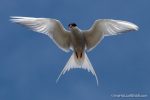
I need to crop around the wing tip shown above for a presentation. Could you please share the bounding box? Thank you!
[127,21,139,31]
[133,24,139,31]
[10,16,37,22]
[10,16,22,22]
[119,20,139,31]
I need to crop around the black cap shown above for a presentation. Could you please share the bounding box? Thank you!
[68,23,77,27]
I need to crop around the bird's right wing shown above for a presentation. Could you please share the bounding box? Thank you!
[83,19,139,51]
[10,16,71,52]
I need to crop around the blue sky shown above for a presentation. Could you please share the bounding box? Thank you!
[0,0,150,100]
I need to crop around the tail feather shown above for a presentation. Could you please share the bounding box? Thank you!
[82,53,98,85]
[56,53,99,85]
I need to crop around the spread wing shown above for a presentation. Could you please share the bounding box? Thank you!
[10,16,71,52]
[83,19,139,51]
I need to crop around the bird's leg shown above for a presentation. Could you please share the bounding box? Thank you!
[75,51,78,59]
[75,51,83,59]
[80,52,82,58]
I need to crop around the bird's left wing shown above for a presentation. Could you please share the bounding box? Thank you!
[10,16,71,52]
[83,19,139,51]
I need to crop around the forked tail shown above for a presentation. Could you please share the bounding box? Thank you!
[56,52,99,85]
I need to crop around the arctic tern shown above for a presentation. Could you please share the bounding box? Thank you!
[10,16,139,85]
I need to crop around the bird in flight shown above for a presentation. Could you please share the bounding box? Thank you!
[10,16,139,85]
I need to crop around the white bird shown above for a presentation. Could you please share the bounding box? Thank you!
[10,16,139,85]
